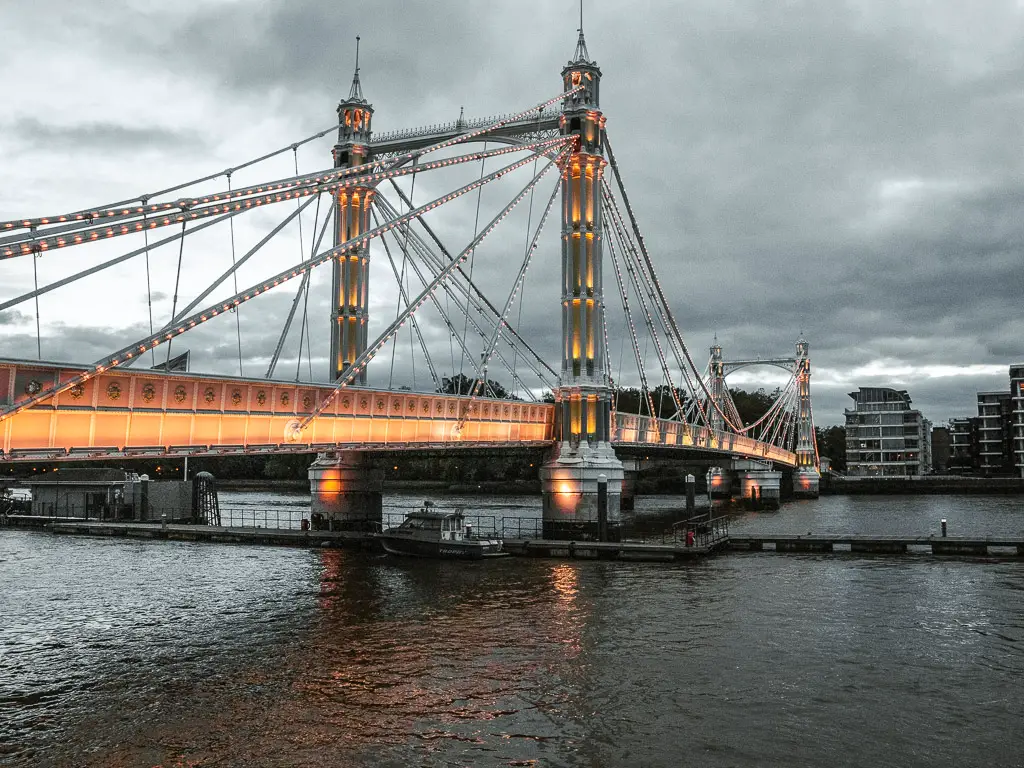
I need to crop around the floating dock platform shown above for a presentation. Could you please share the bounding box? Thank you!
[728,534,1024,557]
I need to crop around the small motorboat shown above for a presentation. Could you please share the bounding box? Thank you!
[377,502,506,559]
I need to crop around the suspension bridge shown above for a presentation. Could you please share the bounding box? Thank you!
[0,27,820,533]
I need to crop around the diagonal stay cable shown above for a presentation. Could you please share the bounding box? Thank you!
[266,200,332,378]
[373,211,440,392]
[386,177,558,381]
[1,146,560,423]
[295,151,565,433]
[375,194,554,394]
[375,198,538,398]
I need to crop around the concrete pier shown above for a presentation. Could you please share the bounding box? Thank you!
[737,468,782,510]
[540,443,624,540]
[308,451,383,530]
[793,467,821,499]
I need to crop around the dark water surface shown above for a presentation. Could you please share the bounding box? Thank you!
[1,494,1022,767]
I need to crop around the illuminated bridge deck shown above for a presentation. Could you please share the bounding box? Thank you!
[0,359,799,466]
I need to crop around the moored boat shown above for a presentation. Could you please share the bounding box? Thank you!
[377,502,506,559]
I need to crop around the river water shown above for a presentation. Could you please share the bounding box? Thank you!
[1,493,1022,767]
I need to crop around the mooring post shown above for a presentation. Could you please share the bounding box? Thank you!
[685,474,695,518]
[597,473,608,542]
[941,519,947,537]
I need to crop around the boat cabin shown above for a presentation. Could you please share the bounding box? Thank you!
[397,503,473,541]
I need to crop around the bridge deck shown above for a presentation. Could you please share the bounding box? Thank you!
[1,359,797,466]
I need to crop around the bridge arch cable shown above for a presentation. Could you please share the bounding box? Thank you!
[0,143,569,424]
[0,135,571,263]
[0,84,584,259]
[294,148,569,433]
[380,181,559,388]
[373,194,550,399]
[602,133,752,435]
[601,195,687,424]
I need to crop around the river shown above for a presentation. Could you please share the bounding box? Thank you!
[1,492,1022,767]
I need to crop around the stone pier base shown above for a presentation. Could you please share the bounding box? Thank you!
[793,467,821,499]
[738,469,782,511]
[540,442,624,540]
[308,451,383,530]
[708,466,732,499]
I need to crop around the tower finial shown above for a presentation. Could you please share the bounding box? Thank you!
[348,35,365,102]
[572,0,591,63]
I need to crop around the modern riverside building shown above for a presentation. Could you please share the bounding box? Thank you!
[977,391,1015,475]
[949,417,982,474]
[1012,363,1024,478]
[844,387,930,477]
[930,426,950,473]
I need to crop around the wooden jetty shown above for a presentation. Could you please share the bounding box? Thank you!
[5,516,1023,560]
[728,534,1024,557]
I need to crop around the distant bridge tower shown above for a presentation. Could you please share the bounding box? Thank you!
[708,340,726,433]
[541,26,624,536]
[793,337,821,496]
[330,38,375,384]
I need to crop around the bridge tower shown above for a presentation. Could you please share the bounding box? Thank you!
[708,340,726,433]
[540,27,625,538]
[330,39,375,384]
[793,337,821,497]
[310,41,383,530]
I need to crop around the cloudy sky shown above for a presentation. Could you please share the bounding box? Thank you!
[1,0,1022,428]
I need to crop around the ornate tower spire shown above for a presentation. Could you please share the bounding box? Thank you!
[348,35,365,102]
[572,0,591,63]
[330,37,375,384]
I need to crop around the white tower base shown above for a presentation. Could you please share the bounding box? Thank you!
[540,442,624,539]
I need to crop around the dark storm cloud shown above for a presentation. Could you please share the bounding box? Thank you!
[0,310,31,326]
[2,0,1022,426]
[11,118,205,153]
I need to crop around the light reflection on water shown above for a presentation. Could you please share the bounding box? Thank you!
[0,493,1022,767]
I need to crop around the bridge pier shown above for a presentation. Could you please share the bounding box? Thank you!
[708,466,732,499]
[308,451,383,531]
[540,443,624,540]
[732,461,782,510]
[793,467,821,499]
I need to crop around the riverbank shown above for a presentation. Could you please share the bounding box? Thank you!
[824,476,1024,495]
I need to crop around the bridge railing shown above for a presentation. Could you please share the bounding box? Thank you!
[371,108,561,144]
[612,412,798,466]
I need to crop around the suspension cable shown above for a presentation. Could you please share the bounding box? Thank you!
[226,173,244,376]
[1,147,566,424]
[374,195,552,395]
[266,199,331,379]
[297,150,564,431]
[375,199,531,397]
[164,221,187,367]
[385,177,558,381]
[459,142,488,383]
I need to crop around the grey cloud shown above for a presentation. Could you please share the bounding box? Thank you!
[2,0,1022,427]
[10,118,206,154]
